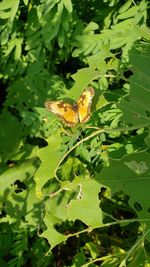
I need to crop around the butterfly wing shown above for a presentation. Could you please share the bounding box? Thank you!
[77,87,95,123]
[44,100,79,127]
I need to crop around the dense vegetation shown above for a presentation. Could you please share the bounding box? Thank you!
[1,0,150,266]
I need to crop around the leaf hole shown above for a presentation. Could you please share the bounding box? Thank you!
[123,69,133,79]
[14,180,27,193]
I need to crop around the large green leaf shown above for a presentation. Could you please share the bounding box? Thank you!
[5,183,42,226]
[42,176,104,249]
[47,177,103,228]
[119,44,150,127]
[96,151,150,220]
[67,177,103,227]
[34,132,64,198]
[0,158,40,194]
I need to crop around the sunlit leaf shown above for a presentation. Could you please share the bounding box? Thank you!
[34,131,65,197]
[41,212,67,249]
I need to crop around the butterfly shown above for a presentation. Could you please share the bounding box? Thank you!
[44,87,95,127]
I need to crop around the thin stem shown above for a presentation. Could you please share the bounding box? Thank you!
[66,218,150,238]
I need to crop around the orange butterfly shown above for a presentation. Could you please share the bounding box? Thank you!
[44,87,95,127]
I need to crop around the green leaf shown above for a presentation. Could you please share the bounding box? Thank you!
[119,44,150,127]
[72,249,86,266]
[25,31,41,50]
[66,67,103,100]
[96,151,150,220]
[118,0,132,14]
[95,94,109,110]
[83,22,99,33]
[87,44,113,69]
[41,213,67,249]
[5,182,42,225]
[135,25,150,41]
[63,0,72,13]
[0,158,40,192]
[85,242,99,259]
[34,132,64,197]
[119,98,150,126]
[75,146,91,163]
[0,10,10,19]
[4,39,16,57]
[45,176,103,228]
[60,157,89,181]
[0,0,20,45]
[0,0,16,10]
[0,0,20,24]
[23,0,28,5]
[9,0,20,23]
[14,38,23,59]
[117,6,139,20]
[67,177,103,227]
[0,112,23,162]
[58,26,65,48]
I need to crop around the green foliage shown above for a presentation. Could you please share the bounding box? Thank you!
[1,0,150,266]
[119,43,150,126]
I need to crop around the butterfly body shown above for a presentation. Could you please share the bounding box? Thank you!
[44,87,95,127]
